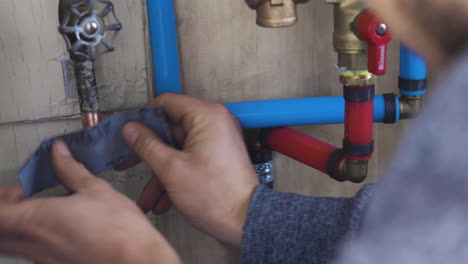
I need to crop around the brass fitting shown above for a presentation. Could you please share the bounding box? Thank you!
[245,0,309,28]
[339,70,376,86]
[244,129,263,147]
[326,0,367,71]
[400,95,423,119]
[338,158,368,183]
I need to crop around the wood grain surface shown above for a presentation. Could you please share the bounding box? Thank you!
[0,0,410,263]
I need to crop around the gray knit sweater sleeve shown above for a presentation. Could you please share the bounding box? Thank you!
[242,184,373,264]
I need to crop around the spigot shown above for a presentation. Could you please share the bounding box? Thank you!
[245,0,309,28]
[356,10,391,75]
[59,0,122,61]
[58,0,122,128]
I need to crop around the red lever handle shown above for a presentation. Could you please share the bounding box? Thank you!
[357,10,392,75]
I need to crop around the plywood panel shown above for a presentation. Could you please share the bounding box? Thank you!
[157,1,407,264]
[0,0,149,124]
[0,0,409,264]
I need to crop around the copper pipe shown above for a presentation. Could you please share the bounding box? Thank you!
[81,112,102,128]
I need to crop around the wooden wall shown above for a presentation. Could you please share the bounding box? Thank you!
[156,1,406,263]
[0,0,408,263]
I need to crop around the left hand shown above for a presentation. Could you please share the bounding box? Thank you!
[0,141,181,264]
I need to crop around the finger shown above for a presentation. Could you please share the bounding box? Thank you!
[114,157,142,171]
[51,140,102,193]
[122,122,182,174]
[137,175,165,213]
[145,93,208,125]
[171,124,186,148]
[0,186,25,203]
[152,194,173,216]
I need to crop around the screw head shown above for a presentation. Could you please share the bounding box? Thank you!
[84,21,99,35]
[376,23,387,36]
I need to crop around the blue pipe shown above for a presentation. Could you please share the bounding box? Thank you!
[399,44,427,96]
[147,0,183,95]
[146,4,399,128]
[225,95,398,129]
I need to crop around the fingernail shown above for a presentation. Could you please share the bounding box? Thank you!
[123,123,140,145]
[55,140,71,157]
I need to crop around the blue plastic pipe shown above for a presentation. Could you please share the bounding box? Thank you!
[146,3,400,128]
[400,44,427,96]
[225,95,399,129]
[147,0,183,95]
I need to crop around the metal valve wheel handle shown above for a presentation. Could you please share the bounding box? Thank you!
[59,0,122,61]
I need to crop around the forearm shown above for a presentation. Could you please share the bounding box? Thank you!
[242,185,373,264]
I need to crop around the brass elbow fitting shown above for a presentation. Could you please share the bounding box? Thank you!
[245,0,309,28]
[338,158,368,183]
[400,95,423,119]
[326,0,367,71]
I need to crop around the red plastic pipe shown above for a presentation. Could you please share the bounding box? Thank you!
[344,86,374,161]
[267,127,338,174]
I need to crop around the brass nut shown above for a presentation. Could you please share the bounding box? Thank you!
[247,0,309,28]
[338,53,368,72]
[339,71,376,86]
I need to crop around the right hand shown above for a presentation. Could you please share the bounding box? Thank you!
[122,93,259,248]
[364,0,468,67]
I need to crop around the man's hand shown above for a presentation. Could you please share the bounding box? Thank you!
[122,93,259,248]
[365,0,468,67]
[0,141,181,264]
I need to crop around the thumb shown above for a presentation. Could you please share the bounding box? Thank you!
[122,122,180,174]
[51,140,104,193]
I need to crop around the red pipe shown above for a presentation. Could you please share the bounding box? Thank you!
[265,85,375,180]
[344,85,374,161]
[267,128,338,174]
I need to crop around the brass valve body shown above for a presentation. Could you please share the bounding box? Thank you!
[327,0,367,71]
[246,0,308,28]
